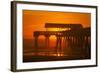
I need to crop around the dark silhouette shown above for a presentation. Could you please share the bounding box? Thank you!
[23,23,91,62]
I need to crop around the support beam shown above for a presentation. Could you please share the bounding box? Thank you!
[45,35,50,49]
[56,35,62,56]
[45,35,50,55]
[34,35,39,55]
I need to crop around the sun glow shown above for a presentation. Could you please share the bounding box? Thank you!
[23,10,91,39]
[46,28,69,31]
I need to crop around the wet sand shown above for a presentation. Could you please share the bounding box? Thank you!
[23,39,91,62]
[23,54,90,62]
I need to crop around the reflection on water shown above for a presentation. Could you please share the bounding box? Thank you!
[32,52,65,56]
[23,33,91,62]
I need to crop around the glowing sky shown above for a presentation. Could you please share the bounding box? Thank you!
[23,10,91,39]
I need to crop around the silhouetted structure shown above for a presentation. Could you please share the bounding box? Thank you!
[33,23,91,57]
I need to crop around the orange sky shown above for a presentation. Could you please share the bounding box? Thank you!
[23,10,91,39]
